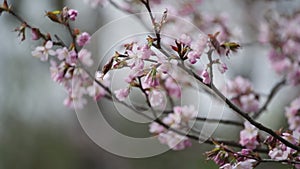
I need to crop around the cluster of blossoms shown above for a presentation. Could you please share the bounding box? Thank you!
[265,131,300,168]
[206,147,258,169]
[285,97,300,132]
[259,12,300,86]
[239,121,260,150]
[2,0,300,168]
[111,38,192,109]
[149,105,197,150]
[225,76,260,113]
[30,7,110,109]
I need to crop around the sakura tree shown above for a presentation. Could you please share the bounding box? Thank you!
[1,0,300,168]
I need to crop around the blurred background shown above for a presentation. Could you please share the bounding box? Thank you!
[0,0,300,169]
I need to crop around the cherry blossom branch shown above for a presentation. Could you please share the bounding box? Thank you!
[220,144,300,166]
[80,64,265,153]
[148,23,300,152]
[210,82,300,151]
[195,117,244,127]
[253,79,286,119]
[0,2,63,45]
[103,89,268,153]
[171,48,300,151]
[139,0,162,49]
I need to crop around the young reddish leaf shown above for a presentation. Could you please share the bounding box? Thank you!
[208,32,221,54]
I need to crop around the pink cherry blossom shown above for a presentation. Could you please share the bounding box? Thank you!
[76,32,91,47]
[124,69,144,83]
[149,122,165,134]
[50,60,65,83]
[233,159,256,169]
[164,77,181,98]
[56,47,69,60]
[173,105,197,123]
[149,90,166,108]
[285,97,300,131]
[268,147,291,160]
[187,51,201,64]
[66,50,77,65]
[68,9,78,21]
[114,88,130,101]
[240,94,260,113]
[31,41,56,61]
[78,49,93,67]
[87,73,110,101]
[127,44,152,70]
[157,131,192,150]
[287,64,300,86]
[239,121,259,150]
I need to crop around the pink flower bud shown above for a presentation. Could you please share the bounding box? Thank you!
[68,9,78,21]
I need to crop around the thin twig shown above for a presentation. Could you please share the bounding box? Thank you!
[253,79,286,119]
[195,117,244,127]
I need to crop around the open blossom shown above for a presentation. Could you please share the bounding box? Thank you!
[173,105,197,123]
[158,131,192,150]
[220,159,256,169]
[287,63,300,86]
[225,76,260,113]
[64,76,88,109]
[285,96,300,131]
[148,90,166,108]
[50,60,65,83]
[114,88,130,101]
[187,51,201,64]
[31,41,56,61]
[164,77,181,98]
[124,69,144,83]
[240,94,260,113]
[68,9,78,21]
[66,50,77,65]
[149,122,165,134]
[56,47,69,60]
[78,49,93,67]
[77,32,91,47]
[127,44,152,70]
[239,121,259,149]
[260,13,300,86]
[267,131,299,161]
[87,73,110,101]
[149,105,197,150]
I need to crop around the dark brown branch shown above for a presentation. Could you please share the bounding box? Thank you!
[195,117,244,127]
[139,0,162,49]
